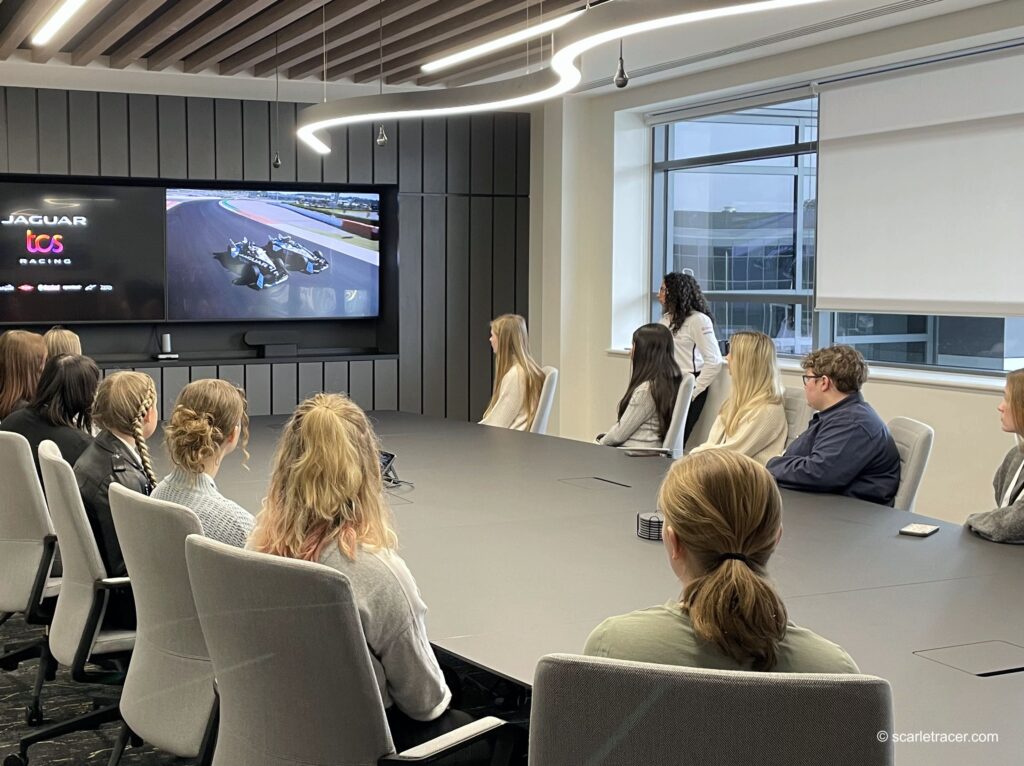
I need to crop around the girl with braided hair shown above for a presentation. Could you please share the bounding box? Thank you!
[74,371,159,630]
[658,272,723,441]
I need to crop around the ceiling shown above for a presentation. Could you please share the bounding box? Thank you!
[0,0,588,87]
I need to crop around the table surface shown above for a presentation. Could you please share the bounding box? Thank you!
[209,412,1024,765]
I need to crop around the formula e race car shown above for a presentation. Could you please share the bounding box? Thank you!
[214,238,289,290]
[265,234,330,274]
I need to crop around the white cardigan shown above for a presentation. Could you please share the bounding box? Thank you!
[479,365,530,431]
[660,312,722,399]
[689,402,788,465]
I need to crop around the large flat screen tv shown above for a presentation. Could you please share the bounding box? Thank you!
[0,182,165,323]
[165,188,381,321]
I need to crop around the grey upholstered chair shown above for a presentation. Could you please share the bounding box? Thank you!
[888,416,935,512]
[185,535,512,765]
[0,432,60,726]
[529,654,894,766]
[662,373,696,459]
[783,386,814,447]
[107,484,217,765]
[6,441,135,766]
[529,366,559,435]
[684,365,732,450]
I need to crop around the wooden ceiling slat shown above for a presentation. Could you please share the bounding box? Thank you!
[71,0,168,66]
[354,0,578,84]
[183,0,328,74]
[146,0,277,71]
[217,0,377,77]
[284,0,493,80]
[0,0,62,60]
[415,40,551,87]
[108,0,221,69]
[32,0,117,64]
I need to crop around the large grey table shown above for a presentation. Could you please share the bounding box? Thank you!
[214,412,1024,765]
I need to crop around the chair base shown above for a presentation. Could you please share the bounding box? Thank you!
[7,702,122,765]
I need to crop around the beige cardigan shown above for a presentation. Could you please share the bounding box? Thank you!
[479,365,530,431]
[689,402,787,465]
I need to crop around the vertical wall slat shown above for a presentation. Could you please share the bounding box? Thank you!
[468,198,494,421]
[324,361,350,395]
[296,120,324,183]
[446,117,470,195]
[215,99,243,180]
[445,196,470,421]
[349,361,373,410]
[272,363,298,414]
[298,362,324,401]
[270,102,297,182]
[348,122,373,184]
[242,100,269,181]
[128,94,159,177]
[186,97,216,179]
[373,120,398,184]
[398,195,423,414]
[218,365,245,390]
[7,88,38,174]
[515,197,530,319]
[245,364,272,416]
[190,365,217,381]
[322,126,348,183]
[162,367,190,418]
[0,87,8,172]
[494,112,517,196]
[374,359,398,411]
[398,120,421,193]
[516,113,531,196]
[422,118,446,194]
[99,92,129,176]
[37,90,68,175]
[492,198,516,318]
[69,91,100,176]
[157,96,187,179]
[422,195,446,418]
[470,114,493,196]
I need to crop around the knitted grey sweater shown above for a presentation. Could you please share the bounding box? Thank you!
[965,447,1024,544]
[152,467,255,548]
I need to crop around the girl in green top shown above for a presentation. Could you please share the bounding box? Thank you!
[585,450,858,673]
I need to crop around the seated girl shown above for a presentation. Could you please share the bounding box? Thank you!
[479,314,546,431]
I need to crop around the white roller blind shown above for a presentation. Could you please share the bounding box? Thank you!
[816,50,1024,316]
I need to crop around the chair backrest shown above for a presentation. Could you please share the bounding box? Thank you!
[530,366,559,434]
[888,416,935,512]
[109,484,214,758]
[0,432,55,614]
[684,367,732,450]
[185,535,394,765]
[37,440,110,667]
[662,373,696,459]
[529,654,894,766]
[783,386,814,447]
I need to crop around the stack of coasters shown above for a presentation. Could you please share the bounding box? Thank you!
[636,511,663,541]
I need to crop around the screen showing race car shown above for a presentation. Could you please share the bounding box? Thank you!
[165,188,380,321]
[0,182,165,323]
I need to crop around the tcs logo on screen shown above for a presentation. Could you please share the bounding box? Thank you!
[25,230,64,254]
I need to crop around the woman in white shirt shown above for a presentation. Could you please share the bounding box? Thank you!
[690,331,787,465]
[479,313,546,431]
[599,323,681,449]
[658,272,723,442]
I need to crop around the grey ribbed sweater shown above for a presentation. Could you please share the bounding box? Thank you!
[152,467,255,548]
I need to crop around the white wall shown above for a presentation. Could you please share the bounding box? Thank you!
[529,1,1024,524]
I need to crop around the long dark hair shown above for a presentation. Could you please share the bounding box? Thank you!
[619,324,681,439]
[662,272,713,334]
[29,354,100,432]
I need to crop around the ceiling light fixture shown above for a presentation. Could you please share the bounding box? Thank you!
[299,0,832,155]
[32,0,89,46]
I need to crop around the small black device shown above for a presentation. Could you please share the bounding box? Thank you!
[899,523,940,538]
[379,450,395,475]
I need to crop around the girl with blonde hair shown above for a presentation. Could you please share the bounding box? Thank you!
[479,314,546,431]
[586,450,858,673]
[74,371,159,629]
[691,331,787,464]
[250,393,463,752]
[152,379,254,548]
[0,330,47,420]
[43,326,82,357]
[966,368,1024,543]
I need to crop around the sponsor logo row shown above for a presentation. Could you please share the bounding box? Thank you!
[0,283,113,293]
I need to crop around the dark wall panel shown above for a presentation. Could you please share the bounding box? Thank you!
[374,120,398,184]
[246,364,272,416]
[186,97,216,179]
[468,197,493,421]
[270,102,296,183]
[349,122,373,184]
[494,113,517,196]
[324,361,349,395]
[69,91,99,176]
[322,126,348,183]
[516,113,531,196]
[0,88,8,172]
[298,362,323,401]
[242,100,269,181]
[492,197,516,318]
[398,195,422,414]
[374,359,398,411]
[162,366,190,418]
[445,196,469,421]
[446,117,470,195]
[349,360,373,410]
[190,365,217,381]
[297,116,323,183]
[215,99,243,181]
[99,92,129,177]
[422,118,445,194]
[272,363,297,414]
[157,96,187,179]
[7,88,38,174]
[38,90,68,175]
[422,195,446,418]
[218,365,245,390]
[128,94,159,177]
[470,114,493,195]
[516,197,530,318]
[398,120,421,193]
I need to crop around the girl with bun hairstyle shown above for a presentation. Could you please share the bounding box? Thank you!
[585,450,858,673]
[250,394,467,752]
[74,371,159,629]
[0,330,47,420]
[152,379,254,547]
[479,314,546,431]
[690,330,787,464]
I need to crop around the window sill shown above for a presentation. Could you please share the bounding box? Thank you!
[778,359,1004,394]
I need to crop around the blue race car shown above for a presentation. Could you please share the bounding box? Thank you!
[265,234,330,274]
[214,237,289,290]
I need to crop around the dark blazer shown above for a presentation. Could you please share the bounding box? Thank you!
[0,406,93,477]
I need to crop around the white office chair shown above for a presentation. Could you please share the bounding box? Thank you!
[684,366,731,450]
[529,366,559,435]
[783,386,814,447]
[888,416,935,512]
[662,373,696,459]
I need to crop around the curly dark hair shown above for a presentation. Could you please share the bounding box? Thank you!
[662,272,712,334]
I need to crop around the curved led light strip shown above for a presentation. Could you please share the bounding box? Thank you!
[298,0,832,154]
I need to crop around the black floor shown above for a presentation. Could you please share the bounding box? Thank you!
[0,618,183,765]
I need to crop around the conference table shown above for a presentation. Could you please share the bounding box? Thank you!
[217,412,1024,765]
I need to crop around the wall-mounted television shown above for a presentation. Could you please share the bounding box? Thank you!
[165,188,381,321]
[0,182,165,323]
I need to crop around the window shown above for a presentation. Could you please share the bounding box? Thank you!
[651,98,1021,373]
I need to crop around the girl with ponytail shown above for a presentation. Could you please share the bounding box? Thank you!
[585,450,859,673]
[152,379,254,548]
[74,371,159,629]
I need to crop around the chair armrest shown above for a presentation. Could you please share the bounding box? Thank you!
[96,577,131,590]
[379,716,512,764]
[616,447,672,457]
